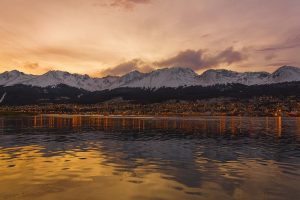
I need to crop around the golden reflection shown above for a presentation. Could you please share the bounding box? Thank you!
[230,117,236,135]
[122,118,126,128]
[0,146,114,188]
[0,145,114,183]
[104,117,108,129]
[138,118,141,131]
[0,118,4,133]
[0,145,200,200]
[265,117,269,131]
[237,116,241,132]
[203,120,207,133]
[219,116,226,134]
[0,115,299,200]
[0,115,298,137]
[0,115,246,134]
[33,115,37,128]
[72,116,82,128]
[249,117,254,136]
[276,116,282,137]
[297,118,300,137]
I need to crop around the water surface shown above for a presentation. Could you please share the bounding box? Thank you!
[0,115,299,200]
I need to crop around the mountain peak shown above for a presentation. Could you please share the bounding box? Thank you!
[4,70,24,75]
[45,70,71,75]
[124,70,145,77]
[274,65,299,73]
[0,70,34,86]
[271,66,300,83]
[108,70,146,89]
[129,69,142,74]
[152,67,198,78]
[119,67,200,89]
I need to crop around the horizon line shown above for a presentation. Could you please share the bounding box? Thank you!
[0,65,298,79]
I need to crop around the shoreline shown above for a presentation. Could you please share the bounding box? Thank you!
[0,111,299,118]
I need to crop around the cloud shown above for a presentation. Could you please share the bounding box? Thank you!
[156,47,246,70]
[30,45,110,64]
[100,59,154,76]
[155,49,204,70]
[210,47,246,66]
[22,62,40,70]
[258,34,300,52]
[109,0,152,9]
[100,47,247,76]
[21,62,52,73]
[267,61,296,67]
[265,53,277,61]
[258,44,300,52]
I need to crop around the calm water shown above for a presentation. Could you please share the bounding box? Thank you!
[0,115,299,200]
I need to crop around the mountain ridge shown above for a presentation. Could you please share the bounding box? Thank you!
[0,66,299,91]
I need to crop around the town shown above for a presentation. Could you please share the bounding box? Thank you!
[1,96,299,117]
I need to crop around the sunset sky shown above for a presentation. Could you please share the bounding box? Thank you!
[0,0,299,76]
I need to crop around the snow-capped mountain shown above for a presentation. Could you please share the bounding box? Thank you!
[21,71,120,91]
[120,67,200,89]
[269,66,300,83]
[23,71,87,87]
[0,66,299,91]
[109,70,146,89]
[198,69,270,86]
[0,70,36,86]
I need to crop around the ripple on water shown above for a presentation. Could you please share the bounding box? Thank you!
[0,115,299,200]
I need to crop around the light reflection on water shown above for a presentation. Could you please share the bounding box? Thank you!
[0,115,299,200]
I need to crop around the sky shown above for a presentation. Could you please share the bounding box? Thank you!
[0,0,299,77]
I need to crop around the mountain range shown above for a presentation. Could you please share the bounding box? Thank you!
[0,66,299,91]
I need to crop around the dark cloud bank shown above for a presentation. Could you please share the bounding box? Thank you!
[101,59,153,76]
[101,47,247,76]
[156,47,245,70]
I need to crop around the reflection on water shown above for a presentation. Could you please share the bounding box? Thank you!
[0,115,299,200]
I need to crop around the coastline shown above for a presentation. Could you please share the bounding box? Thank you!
[0,111,299,118]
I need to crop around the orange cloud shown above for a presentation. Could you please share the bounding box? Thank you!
[100,59,154,76]
[21,62,52,74]
[110,0,152,9]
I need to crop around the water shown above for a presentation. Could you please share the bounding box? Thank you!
[0,115,299,200]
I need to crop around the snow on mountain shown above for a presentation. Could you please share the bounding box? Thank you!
[109,70,146,89]
[269,66,300,83]
[122,68,200,89]
[0,66,299,91]
[0,70,35,86]
[0,92,6,103]
[20,71,120,91]
[96,75,120,91]
[198,69,270,86]
[198,69,239,86]
[236,72,270,85]
[21,71,96,91]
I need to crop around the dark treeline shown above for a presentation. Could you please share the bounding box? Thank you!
[0,82,300,105]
